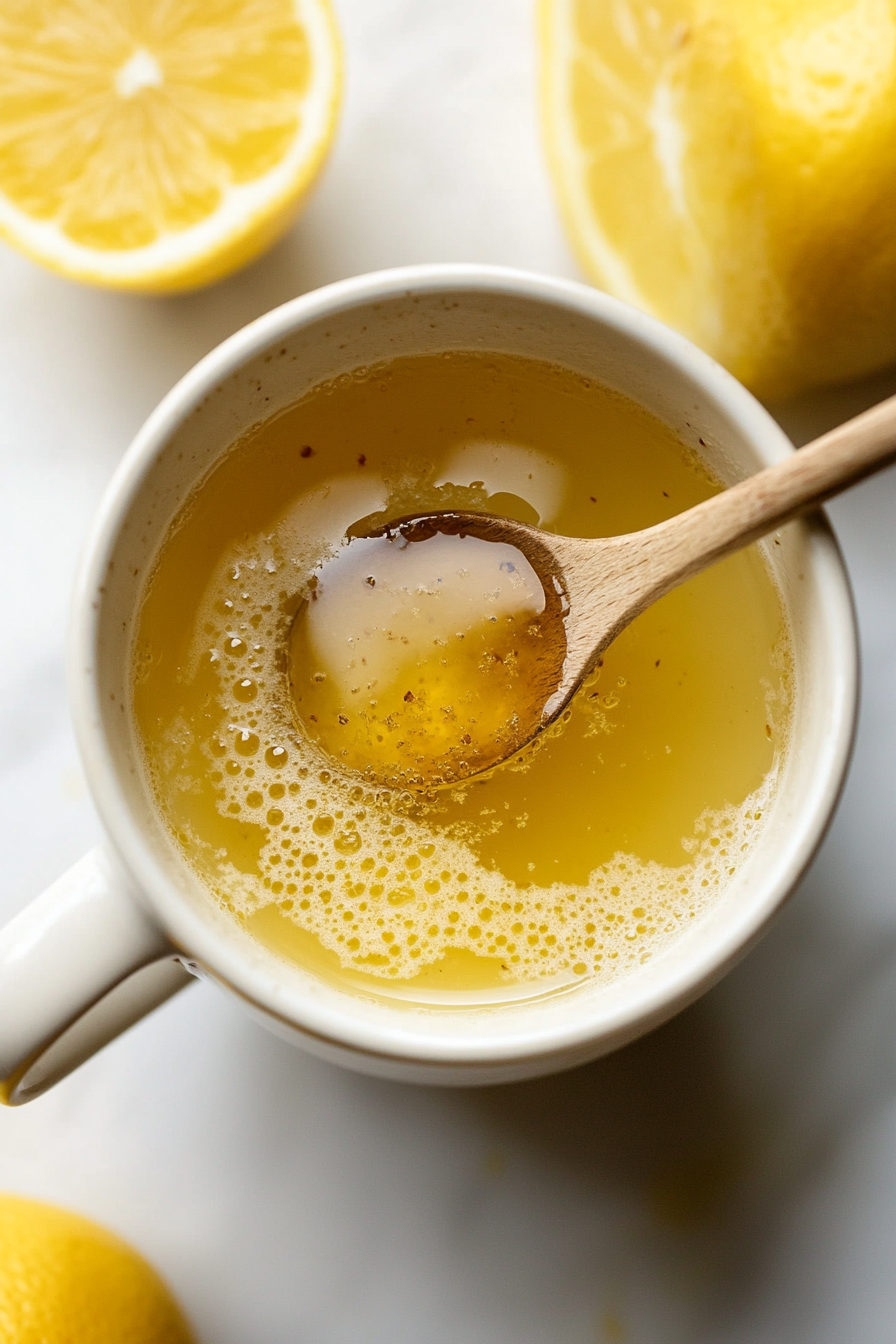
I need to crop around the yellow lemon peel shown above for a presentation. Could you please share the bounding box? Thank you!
[0,1192,194,1344]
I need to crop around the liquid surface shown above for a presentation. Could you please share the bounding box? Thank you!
[290,523,567,788]
[132,351,791,1002]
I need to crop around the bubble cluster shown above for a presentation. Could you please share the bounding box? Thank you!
[149,522,781,990]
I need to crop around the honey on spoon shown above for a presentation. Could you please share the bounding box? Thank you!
[291,392,896,790]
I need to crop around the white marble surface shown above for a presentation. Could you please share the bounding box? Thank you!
[2,3,896,1341]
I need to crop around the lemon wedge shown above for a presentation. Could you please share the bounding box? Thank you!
[0,0,342,291]
[539,0,896,400]
[0,1192,194,1344]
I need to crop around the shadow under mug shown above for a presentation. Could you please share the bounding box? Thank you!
[0,265,857,1104]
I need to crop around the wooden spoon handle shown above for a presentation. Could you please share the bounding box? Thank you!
[642,391,896,594]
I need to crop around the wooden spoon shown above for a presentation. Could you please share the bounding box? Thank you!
[371,391,896,780]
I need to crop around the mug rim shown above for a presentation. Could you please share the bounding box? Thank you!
[70,263,858,1070]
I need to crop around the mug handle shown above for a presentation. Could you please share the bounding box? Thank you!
[0,848,194,1105]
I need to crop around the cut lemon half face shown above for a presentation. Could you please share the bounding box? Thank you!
[0,0,342,291]
[539,0,896,400]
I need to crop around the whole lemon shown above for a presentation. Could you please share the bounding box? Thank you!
[0,1193,194,1344]
[540,0,896,400]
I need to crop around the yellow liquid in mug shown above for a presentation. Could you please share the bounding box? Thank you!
[132,352,791,1002]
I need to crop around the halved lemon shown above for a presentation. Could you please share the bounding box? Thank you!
[0,0,342,291]
[539,0,896,400]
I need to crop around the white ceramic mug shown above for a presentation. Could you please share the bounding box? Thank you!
[0,265,857,1105]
